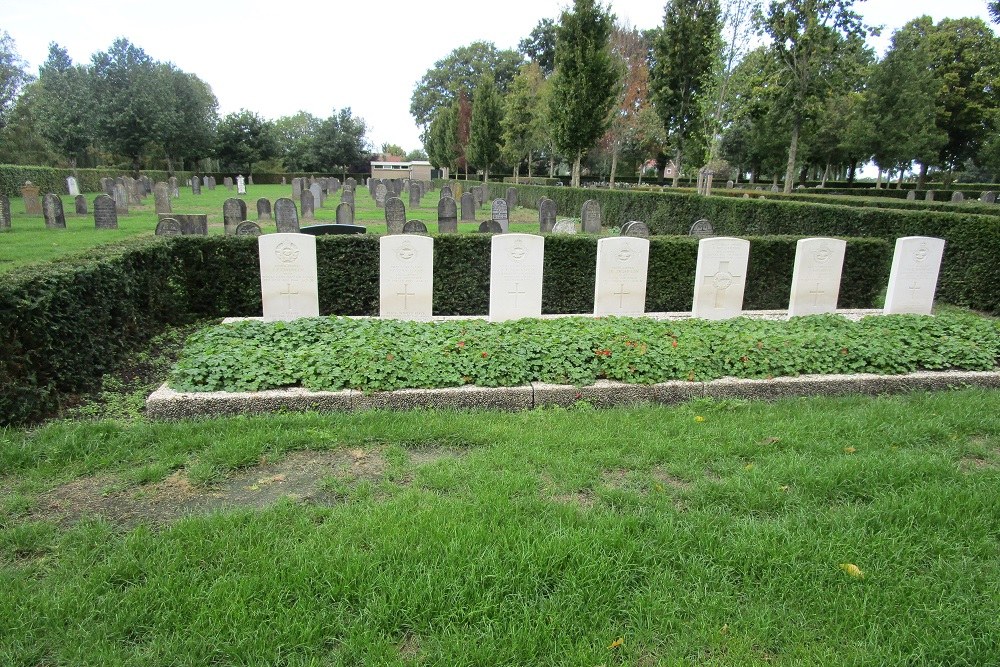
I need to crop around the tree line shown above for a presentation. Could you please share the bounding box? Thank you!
[412,0,1000,192]
[0,36,371,175]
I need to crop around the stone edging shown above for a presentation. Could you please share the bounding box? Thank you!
[145,370,1000,420]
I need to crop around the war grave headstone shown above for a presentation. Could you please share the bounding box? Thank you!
[154,182,171,214]
[489,234,544,322]
[437,196,458,233]
[237,175,247,195]
[0,195,11,230]
[21,182,42,214]
[621,221,649,238]
[491,198,509,232]
[505,187,517,212]
[581,200,601,233]
[692,237,751,320]
[883,236,946,315]
[224,177,234,190]
[689,219,714,238]
[385,197,406,234]
[310,183,323,208]
[257,198,272,220]
[300,190,315,220]
[155,217,182,236]
[336,202,354,225]
[951,191,964,203]
[342,189,355,207]
[440,185,453,199]
[981,191,996,204]
[223,198,245,235]
[539,198,556,233]
[169,176,179,198]
[375,182,388,208]
[409,185,422,209]
[460,192,476,221]
[93,194,118,229]
[236,221,262,236]
[552,219,577,234]
[925,190,934,202]
[259,233,320,321]
[380,234,434,320]
[66,176,80,196]
[594,237,650,316]
[74,195,87,215]
[787,238,846,318]
[275,198,300,233]
[402,220,428,234]
[192,176,202,195]
[43,194,66,229]
[906,190,916,201]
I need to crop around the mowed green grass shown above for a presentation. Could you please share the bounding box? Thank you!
[2,389,1000,665]
[0,183,541,274]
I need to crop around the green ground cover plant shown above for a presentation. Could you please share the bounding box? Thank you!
[168,313,1000,393]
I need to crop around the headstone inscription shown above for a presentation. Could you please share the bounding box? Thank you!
[538,198,556,233]
[309,183,323,208]
[593,237,650,316]
[237,175,246,195]
[689,219,714,238]
[374,182,388,208]
[437,196,458,233]
[257,198,272,220]
[223,198,244,235]
[236,221,262,236]
[385,197,406,234]
[21,182,42,214]
[883,236,946,315]
[74,195,87,215]
[154,182,171,214]
[300,190,315,220]
[489,234,544,322]
[274,198,300,233]
[491,199,509,232]
[460,192,476,220]
[786,238,846,317]
[906,190,916,201]
[581,200,601,233]
[67,176,80,196]
[336,202,354,225]
[691,237,751,320]
[951,191,964,203]
[621,221,650,238]
[380,234,434,320]
[0,195,10,230]
[93,194,118,229]
[402,220,428,234]
[259,233,320,321]
[479,220,503,233]
[154,217,182,236]
[43,194,66,229]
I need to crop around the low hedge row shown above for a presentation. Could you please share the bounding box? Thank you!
[0,234,890,425]
[0,165,194,197]
[203,172,369,185]
[491,183,1000,315]
[705,188,1000,218]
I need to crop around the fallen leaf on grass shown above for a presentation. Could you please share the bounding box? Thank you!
[839,563,864,579]
[761,437,781,445]
[609,637,624,650]
[778,485,790,492]
[720,623,729,635]
[843,446,857,454]
[694,415,706,423]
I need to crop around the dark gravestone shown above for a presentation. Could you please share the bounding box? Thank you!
[112,184,129,214]
[409,186,421,208]
[581,199,601,233]
[163,214,209,235]
[235,221,262,236]
[478,220,503,233]
[346,177,356,188]
[74,195,87,215]
[169,176,179,198]
[374,182,388,208]
[93,195,118,229]
[689,219,714,238]
[257,198,272,220]
[100,178,113,196]
[539,197,556,233]
[154,182,171,214]
[473,185,484,207]
[491,199,509,232]
[155,217,182,236]
[460,192,476,221]
[982,191,997,204]
[43,194,66,229]
[951,191,964,203]
[437,196,458,233]
[906,190,916,201]
[300,190,315,220]
[336,202,354,225]
[310,183,323,208]
[223,198,244,235]
[0,195,11,230]
[505,186,517,212]
[192,177,202,195]
[275,198,300,233]
[300,224,366,235]
[621,221,650,238]
[385,197,406,234]
[440,185,453,199]
[292,178,303,199]
[342,189,355,207]
[402,220,428,234]
[223,177,233,190]
[22,182,42,214]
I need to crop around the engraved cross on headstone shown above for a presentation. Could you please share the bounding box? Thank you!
[509,282,526,308]
[397,282,415,310]
[281,282,299,314]
[614,284,630,308]
[908,281,921,300]
[809,283,825,306]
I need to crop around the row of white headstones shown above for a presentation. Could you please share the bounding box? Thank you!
[258,234,945,322]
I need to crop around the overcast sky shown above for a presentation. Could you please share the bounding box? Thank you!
[3,0,997,153]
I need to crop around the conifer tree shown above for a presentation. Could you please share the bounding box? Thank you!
[467,76,503,183]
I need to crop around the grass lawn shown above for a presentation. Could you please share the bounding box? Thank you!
[0,184,543,274]
[2,387,999,665]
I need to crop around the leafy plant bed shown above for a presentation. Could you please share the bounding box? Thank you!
[168,313,1000,394]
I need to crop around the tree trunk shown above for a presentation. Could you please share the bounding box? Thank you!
[572,151,582,188]
[672,147,682,188]
[165,156,175,176]
[549,152,555,178]
[131,155,141,178]
[527,151,532,179]
[821,162,830,187]
[484,167,489,184]
[847,161,856,184]
[875,169,882,189]
[917,162,928,190]
[609,145,618,187]
[782,117,801,194]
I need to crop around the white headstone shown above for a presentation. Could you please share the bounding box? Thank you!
[66,176,80,197]
[379,235,434,321]
[237,174,246,195]
[489,234,544,322]
[594,237,649,316]
[883,236,945,315]
[692,237,750,320]
[258,233,319,321]
[787,238,846,317]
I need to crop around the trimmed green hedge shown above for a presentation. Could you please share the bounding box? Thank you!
[204,172,369,185]
[704,188,1000,217]
[492,183,1000,314]
[0,165,195,197]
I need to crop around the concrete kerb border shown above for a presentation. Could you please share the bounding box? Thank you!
[145,370,1000,420]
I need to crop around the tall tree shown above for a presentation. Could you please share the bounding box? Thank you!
[467,76,503,182]
[215,110,277,175]
[760,0,871,193]
[549,0,619,187]
[705,0,760,162]
[273,111,322,171]
[650,0,722,187]
[157,66,218,174]
[312,108,369,173]
[518,18,558,76]
[427,103,458,171]
[0,31,31,131]
[602,24,653,185]
[35,43,94,171]
[501,62,547,182]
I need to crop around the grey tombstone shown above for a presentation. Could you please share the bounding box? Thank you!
[281,177,287,185]
[192,177,202,195]
[169,176,179,199]
[309,183,323,209]
[925,190,935,202]
[491,199,509,232]
[66,176,80,196]
[982,191,997,204]
[409,186,421,208]
[551,219,578,234]
[336,202,354,225]
[236,221,262,236]
[505,187,517,212]
[437,196,458,233]
[385,197,406,234]
[479,220,503,233]
[689,219,714,238]
[330,178,340,193]
[460,192,476,220]
[374,182,388,208]
[300,190,315,220]
[223,198,244,235]
[100,178,113,196]
[164,214,208,235]
[275,198,300,233]
[292,178,303,199]
[440,185,453,199]
[906,190,916,201]
[154,182,171,214]
[342,189,355,207]
[154,217,182,236]
[74,195,87,215]
[539,198,556,233]
[224,177,233,190]
[0,195,10,230]
[770,185,780,193]
[21,182,42,214]
[93,194,118,229]
[951,191,964,203]
[402,220,428,234]
[43,194,66,229]
[346,177,356,188]
[257,198,272,220]
[209,176,218,190]
[237,175,246,195]
[621,221,649,238]
[726,180,734,189]
[581,199,601,234]
[884,236,946,315]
